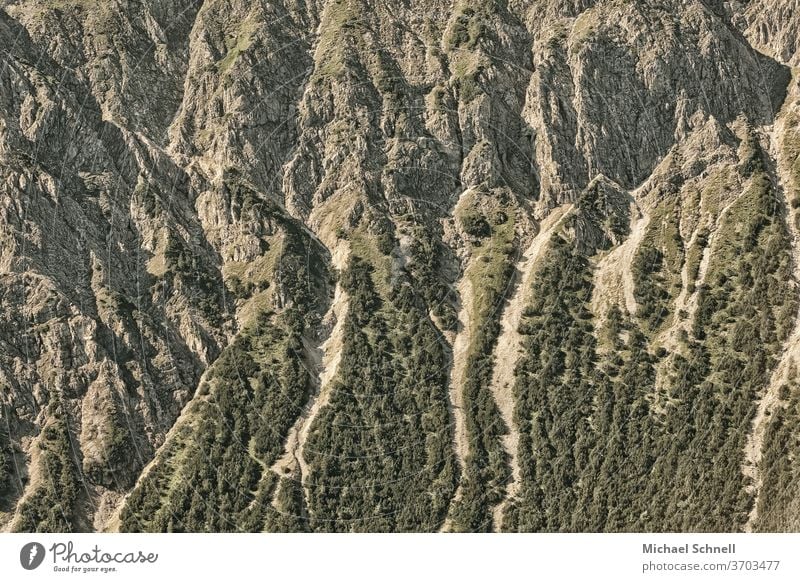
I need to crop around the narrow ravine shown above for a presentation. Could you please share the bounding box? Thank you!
[658,191,739,354]
[489,205,571,531]
[270,244,350,508]
[439,274,473,532]
[669,225,703,330]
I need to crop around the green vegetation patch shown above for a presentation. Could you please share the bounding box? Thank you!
[648,169,796,530]
[120,307,311,532]
[500,159,797,531]
[312,0,360,80]
[404,223,458,332]
[121,215,328,532]
[783,112,800,208]
[753,383,800,531]
[14,403,82,533]
[217,16,259,75]
[304,256,457,531]
[445,5,487,51]
[504,233,657,531]
[163,232,225,325]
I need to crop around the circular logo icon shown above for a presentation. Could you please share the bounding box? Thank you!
[20,542,46,570]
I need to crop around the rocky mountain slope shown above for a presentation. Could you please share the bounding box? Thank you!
[0,0,799,532]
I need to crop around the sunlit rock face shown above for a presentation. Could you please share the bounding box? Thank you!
[0,0,799,533]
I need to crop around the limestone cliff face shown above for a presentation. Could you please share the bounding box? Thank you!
[738,0,800,66]
[0,0,798,532]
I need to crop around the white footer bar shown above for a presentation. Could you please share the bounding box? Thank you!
[2,533,799,582]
